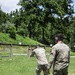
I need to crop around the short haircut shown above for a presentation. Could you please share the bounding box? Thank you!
[55,33,63,41]
[35,44,40,48]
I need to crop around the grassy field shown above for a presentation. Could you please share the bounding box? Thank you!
[0,46,75,75]
[0,55,75,75]
[69,57,75,75]
[0,32,75,75]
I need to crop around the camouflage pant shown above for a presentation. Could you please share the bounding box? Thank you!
[53,67,68,75]
[36,64,49,75]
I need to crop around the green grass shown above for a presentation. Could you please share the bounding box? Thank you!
[0,32,42,45]
[70,51,75,56]
[0,55,75,75]
[0,56,37,75]
[69,57,75,75]
[0,32,75,75]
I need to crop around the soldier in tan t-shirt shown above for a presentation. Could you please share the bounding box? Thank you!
[48,33,70,75]
[30,45,49,75]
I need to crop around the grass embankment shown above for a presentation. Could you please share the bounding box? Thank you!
[0,32,42,45]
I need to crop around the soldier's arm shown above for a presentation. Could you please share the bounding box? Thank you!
[68,48,70,63]
[30,51,35,57]
[48,46,56,69]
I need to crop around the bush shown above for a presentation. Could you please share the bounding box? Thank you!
[8,26,16,39]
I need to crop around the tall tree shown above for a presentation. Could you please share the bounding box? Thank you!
[18,0,74,44]
[0,7,9,25]
[9,9,21,30]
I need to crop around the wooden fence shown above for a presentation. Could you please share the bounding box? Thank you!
[0,43,49,60]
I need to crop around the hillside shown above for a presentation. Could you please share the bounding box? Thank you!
[0,33,43,45]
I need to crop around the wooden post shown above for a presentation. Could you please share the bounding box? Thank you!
[28,45,31,59]
[44,45,46,50]
[10,44,13,60]
[3,45,6,51]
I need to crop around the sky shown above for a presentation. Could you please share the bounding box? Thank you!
[0,0,20,13]
[73,0,75,12]
[0,0,75,13]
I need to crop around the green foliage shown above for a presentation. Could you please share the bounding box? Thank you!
[17,0,74,45]
[8,26,16,39]
[17,22,28,37]
[0,0,74,46]
[0,9,9,25]
[0,21,16,40]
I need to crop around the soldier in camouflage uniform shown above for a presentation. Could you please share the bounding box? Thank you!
[30,45,49,75]
[48,33,70,75]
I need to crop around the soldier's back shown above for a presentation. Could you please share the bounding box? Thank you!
[53,41,70,70]
[54,41,70,62]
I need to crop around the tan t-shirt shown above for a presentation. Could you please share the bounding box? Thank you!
[33,47,48,65]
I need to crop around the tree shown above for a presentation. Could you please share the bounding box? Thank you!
[9,9,21,31]
[8,24,16,39]
[0,7,9,25]
[17,22,28,37]
[18,0,74,45]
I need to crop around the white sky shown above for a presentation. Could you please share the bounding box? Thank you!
[0,0,20,13]
[0,0,75,14]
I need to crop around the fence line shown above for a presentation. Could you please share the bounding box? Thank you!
[0,43,50,60]
[0,43,49,47]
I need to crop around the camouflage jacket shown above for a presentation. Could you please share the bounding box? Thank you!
[31,47,48,65]
[49,41,70,70]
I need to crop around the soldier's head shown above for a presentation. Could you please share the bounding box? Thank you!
[35,44,40,48]
[55,33,63,43]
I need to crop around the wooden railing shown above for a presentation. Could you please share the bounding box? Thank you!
[0,43,50,60]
